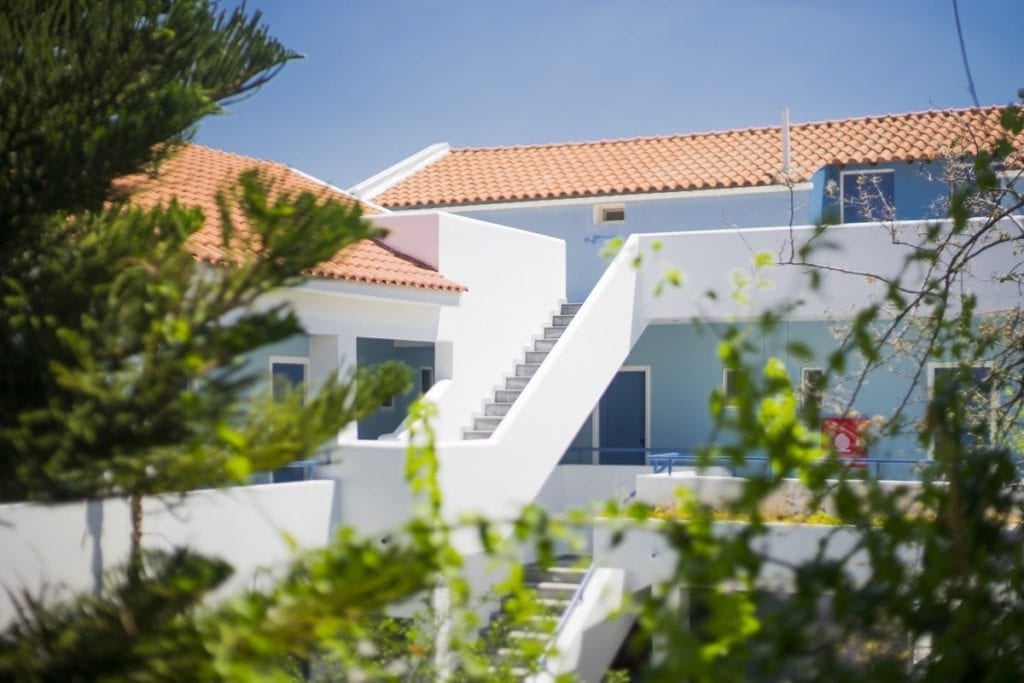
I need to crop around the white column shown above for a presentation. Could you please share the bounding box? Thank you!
[309,333,360,442]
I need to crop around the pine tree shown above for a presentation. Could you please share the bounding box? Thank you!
[0,3,428,678]
[0,0,408,504]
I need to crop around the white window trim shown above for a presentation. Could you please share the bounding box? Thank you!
[268,356,310,401]
[420,366,434,393]
[839,168,895,223]
[593,202,626,225]
[590,365,652,465]
[722,367,741,411]
[800,367,825,407]
[926,361,995,458]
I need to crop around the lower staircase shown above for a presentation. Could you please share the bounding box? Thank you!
[464,303,582,440]
[484,555,592,679]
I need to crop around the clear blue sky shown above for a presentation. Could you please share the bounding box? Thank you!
[196,0,1023,190]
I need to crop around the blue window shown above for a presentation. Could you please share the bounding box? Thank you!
[929,363,994,446]
[841,170,895,223]
[801,367,825,414]
[268,358,311,483]
[270,358,308,403]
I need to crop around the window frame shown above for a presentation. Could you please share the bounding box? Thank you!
[948,160,1013,218]
[722,368,741,410]
[420,366,434,394]
[926,361,996,455]
[268,356,309,402]
[839,169,895,223]
[593,203,626,225]
[800,366,826,410]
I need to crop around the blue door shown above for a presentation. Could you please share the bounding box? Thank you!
[598,370,646,465]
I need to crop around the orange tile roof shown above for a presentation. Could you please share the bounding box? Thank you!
[373,106,1019,208]
[116,144,466,292]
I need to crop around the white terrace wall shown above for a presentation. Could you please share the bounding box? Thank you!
[0,481,336,627]
[639,219,1020,322]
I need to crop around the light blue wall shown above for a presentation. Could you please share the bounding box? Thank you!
[815,161,953,224]
[458,189,810,302]
[567,321,933,478]
[456,162,966,301]
[356,338,435,440]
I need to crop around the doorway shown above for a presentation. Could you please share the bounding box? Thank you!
[594,367,649,465]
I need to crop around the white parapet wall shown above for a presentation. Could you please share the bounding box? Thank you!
[639,219,1019,323]
[593,519,921,594]
[0,481,336,627]
[536,465,651,515]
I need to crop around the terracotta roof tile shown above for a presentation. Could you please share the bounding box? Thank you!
[116,144,465,292]
[374,107,1019,208]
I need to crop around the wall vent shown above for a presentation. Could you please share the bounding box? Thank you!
[594,203,625,224]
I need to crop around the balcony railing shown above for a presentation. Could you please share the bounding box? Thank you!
[560,446,931,481]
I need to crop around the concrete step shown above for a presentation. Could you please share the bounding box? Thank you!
[515,363,541,378]
[505,376,531,390]
[525,565,588,583]
[485,402,514,417]
[488,661,531,677]
[530,580,581,597]
[495,389,522,403]
[474,416,503,431]
[533,338,558,352]
[551,314,574,327]
[528,553,589,568]
[507,629,550,641]
[464,307,579,439]
[524,350,548,364]
[535,597,572,610]
[524,555,590,583]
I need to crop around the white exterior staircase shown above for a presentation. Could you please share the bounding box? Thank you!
[464,303,582,440]
[485,555,591,678]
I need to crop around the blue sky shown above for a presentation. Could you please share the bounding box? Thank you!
[197,0,1023,190]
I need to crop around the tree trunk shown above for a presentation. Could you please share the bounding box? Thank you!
[128,492,143,585]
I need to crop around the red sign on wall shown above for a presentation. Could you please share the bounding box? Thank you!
[821,417,870,467]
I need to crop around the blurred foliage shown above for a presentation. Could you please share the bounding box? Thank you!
[4,1,1024,681]
[0,401,576,681]
[0,0,409,503]
[615,96,1024,682]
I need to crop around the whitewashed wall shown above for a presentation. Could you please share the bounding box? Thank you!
[593,520,921,593]
[0,481,336,627]
[536,465,650,515]
[639,219,1020,322]
[377,211,568,441]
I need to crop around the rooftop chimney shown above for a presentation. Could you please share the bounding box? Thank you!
[781,108,792,177]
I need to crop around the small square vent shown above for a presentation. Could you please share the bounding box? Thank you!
[594,203,625,224]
